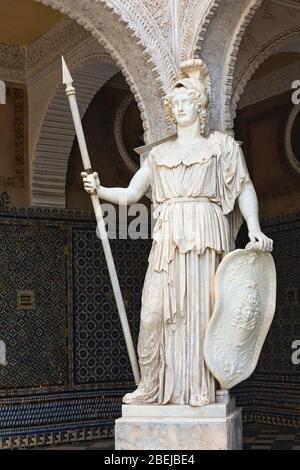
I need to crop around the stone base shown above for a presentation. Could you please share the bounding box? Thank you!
[115,398,243,450]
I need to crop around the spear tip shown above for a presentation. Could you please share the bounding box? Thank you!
[62,56,73,85]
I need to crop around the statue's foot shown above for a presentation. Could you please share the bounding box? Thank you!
[189,395,210,407]
[123,386,157,405]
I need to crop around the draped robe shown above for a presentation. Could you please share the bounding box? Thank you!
[130,131,250,406]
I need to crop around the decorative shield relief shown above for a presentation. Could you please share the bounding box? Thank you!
[204,249,276,390]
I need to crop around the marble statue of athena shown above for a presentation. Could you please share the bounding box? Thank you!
[82,59,273,407]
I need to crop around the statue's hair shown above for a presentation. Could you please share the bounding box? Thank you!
[164,59,211,135]
[164,79,210,136]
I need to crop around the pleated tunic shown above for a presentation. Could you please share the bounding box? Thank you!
[136,131,250,406]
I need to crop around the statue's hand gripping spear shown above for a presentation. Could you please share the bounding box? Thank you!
[62,57,140,384]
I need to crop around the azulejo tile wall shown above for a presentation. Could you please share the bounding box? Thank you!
[0,222,67,389]
[0,195,151,448]
[0,192,300,448]
[72,230,148,385]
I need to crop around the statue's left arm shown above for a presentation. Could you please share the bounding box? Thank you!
[237,181,273,252]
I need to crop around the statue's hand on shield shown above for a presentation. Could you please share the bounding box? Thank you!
[246,229,273,252]
[81,171,101,196]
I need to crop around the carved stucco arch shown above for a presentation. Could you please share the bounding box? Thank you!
[194,0,263,133]
[180,0,221,61]
[232,29,300,119]
[31,0,178,207]
[34,0,176,138]
[31,54,119,207]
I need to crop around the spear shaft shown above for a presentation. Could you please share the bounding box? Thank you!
[62,57,140,384]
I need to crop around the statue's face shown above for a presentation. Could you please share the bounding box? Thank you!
[171,90,198,127]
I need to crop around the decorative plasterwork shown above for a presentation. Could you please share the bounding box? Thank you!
[182,0,221,60]
[233,0,300,113]
[100,0,178,89]
[271,0,300,10]
[221,0,263,131]
[0,45,26,82]
[26,17,90,83]
[0,85,27,188]
[31,58,119,207]
[196,0,299,132]
[238,60,300,109]
[232,28,300,118]
[34,0,170,144]
[179,0,190,24]
[106,74,131,91]
[114,94,139,174]
[192,0,263,132]
[285,105,300,175]
[0,18,90,85]
[144,0,172,47]
[234,1,300,78]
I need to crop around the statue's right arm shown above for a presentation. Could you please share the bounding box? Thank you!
[81,158,151,205]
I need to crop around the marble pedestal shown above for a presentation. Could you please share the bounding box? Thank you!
[115,395,242,450]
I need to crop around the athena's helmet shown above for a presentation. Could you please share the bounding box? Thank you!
[164,59,212,135]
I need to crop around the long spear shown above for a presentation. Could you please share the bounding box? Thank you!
[62,56,140,384]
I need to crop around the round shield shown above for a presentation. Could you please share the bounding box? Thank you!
[204,249,276,390]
